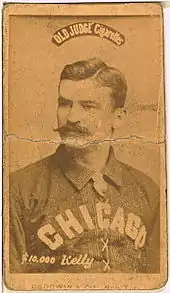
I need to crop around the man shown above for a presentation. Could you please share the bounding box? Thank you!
[9,58,160,274]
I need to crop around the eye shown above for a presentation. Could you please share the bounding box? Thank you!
[81,102,98,109]
[82,104,93,109]
[58,96,72,107]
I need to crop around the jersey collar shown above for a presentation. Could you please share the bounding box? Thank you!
[55,144,123,190]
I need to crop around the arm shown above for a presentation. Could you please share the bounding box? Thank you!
[9,177,27,273]
[145,203,160,273]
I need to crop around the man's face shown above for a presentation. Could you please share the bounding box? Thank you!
[57,78,116,148]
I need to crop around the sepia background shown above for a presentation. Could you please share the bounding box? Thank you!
[8,15,164,185]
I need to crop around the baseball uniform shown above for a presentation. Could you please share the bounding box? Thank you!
[9,144,160,273]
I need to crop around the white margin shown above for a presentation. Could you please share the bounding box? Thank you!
[0,1,169,293]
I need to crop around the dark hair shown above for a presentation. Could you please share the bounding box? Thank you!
[60,58,127,108]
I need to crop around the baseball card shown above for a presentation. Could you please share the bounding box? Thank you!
[3,3,167,290]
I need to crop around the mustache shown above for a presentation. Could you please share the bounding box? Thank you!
[53,123,90,135]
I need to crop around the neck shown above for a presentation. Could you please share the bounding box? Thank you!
[64,142,111,173]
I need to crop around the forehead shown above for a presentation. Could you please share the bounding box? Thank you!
[59,79,112,102]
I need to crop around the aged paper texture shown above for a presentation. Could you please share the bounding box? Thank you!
[3,3,167,290]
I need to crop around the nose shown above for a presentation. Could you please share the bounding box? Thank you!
[67,102,81,124]
[52,117,58,132]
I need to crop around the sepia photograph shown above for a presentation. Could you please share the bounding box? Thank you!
[3,3,167,290]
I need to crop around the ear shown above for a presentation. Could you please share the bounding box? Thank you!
[112,107,127,129]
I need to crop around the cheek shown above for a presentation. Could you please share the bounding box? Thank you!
[84,109,104,129]
[92,111,112,131]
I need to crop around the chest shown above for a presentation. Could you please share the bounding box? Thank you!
[25,177,151,251]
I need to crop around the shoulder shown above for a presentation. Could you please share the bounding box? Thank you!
[9,153,58,195]
[9,153,60,211]
[120,160,160,208]
[10,155,52,182]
